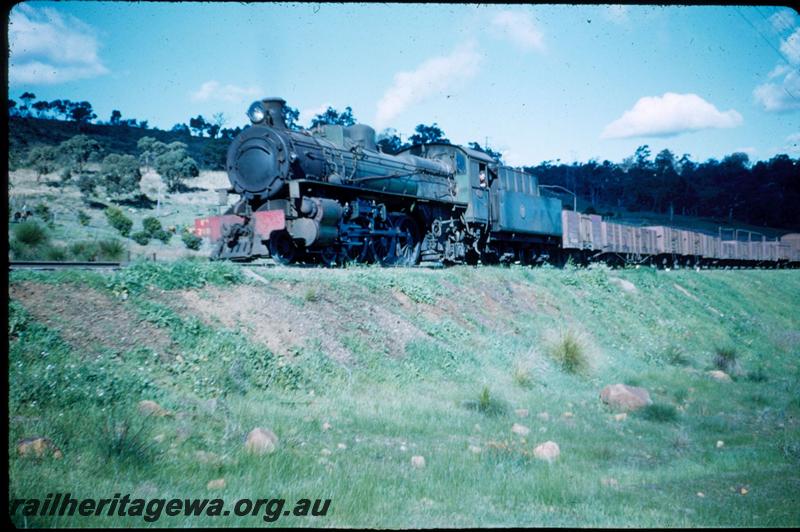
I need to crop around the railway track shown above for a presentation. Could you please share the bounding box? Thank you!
[8,261,125,271]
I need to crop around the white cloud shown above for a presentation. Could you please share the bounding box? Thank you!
[769,8,798,33]
[785,132,800,153]
[190,80,261,103]
[490,10,545,52]
[602,5,629,25]
[9,3,108,84]
[779,27,800,65]
[299,103,332,126]
[375,42,482,128]
[753,69,800,113]
[601,93,743,139]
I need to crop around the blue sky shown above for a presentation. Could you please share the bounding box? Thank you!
[8,2,800,166]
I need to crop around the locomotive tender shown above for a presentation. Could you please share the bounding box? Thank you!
[195,97,800,267]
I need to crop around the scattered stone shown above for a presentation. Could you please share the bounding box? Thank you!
[244,427,278,455]
[138,400,171,417]
[600,384,653,412]
[206,478,226,490]
[511,423,531,436]
[562,412,574,419]
[707,370,732,382]
[533,441,560,463]
[739,486,749,495]
[17,437,63,459]
[195,450,221,464]
[337,443,347,450]
[697,492,705,498]
[410,455,426,469]
[153,433,166,444]
[537,412,550,422]
[716,440,725,448]
[399,445,408,452]
[610,277,637,294]
[514,408,529,418]
[320,448,332,456]
[600,477,619,488]
[321,421,332,432]
[614,413,628,422]
[468,445,482,454]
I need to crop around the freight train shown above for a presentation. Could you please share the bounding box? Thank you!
[194,97,800,267]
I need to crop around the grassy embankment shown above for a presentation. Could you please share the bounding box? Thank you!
[8,261,800,527]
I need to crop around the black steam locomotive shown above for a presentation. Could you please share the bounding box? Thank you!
[195,97,564,266]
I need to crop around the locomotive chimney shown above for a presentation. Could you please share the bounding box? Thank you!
[262,97,287,129]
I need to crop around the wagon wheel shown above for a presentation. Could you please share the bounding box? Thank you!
[370,219,399,266]
[268,230,298,265]
[319,246,340,267]
[389,214,421,266]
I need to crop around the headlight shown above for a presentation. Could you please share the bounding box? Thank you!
[247,101,265,123]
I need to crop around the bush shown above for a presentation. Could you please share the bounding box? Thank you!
[13,220,48,246]
[105,206,133,237]
[512,364,534,389]
[663,345,690,366]
[100,153,142,197]
[548,330,589,374]
[43,244,68,261]
[25,145,59,180]
[77,173,97,196]
[152,229,172,244]
[33,203,52,222]
[639,403,679,423]
[57,135,102,174]
[181,229,202,250]
[142,216,163,235]
[131,231,151,246]
[98,239,125,261]
[77,210,91,226]
[154,142,199,193]
[713,346,739,375]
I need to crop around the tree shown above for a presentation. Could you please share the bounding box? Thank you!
[57,135,102,174]
[8,99,18,116]
[189,115,210,137]
[69,101,97,125]
[137,136,170,171]
[20,92,35,116]
[283,105,301,131]
[99,153,142,197]
[468,141,502,162]
[376,128,407,155]
[49,100,69,120]
[154,142,199,192]
[408,123,449,145]
[310,106,357,128]
[211,112,227,138]
[171,123,191,135]
[110,110,122,125]
[32,100,51,118]
[25,146,59,181]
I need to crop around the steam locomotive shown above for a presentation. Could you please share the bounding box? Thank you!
[194,98,800,267]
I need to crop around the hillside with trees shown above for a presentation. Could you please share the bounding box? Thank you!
[8,94,800,231]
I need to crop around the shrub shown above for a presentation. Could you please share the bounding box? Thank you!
[98,239,125,261]
[13,220,48,246]
[154,142,199,192]
[181,229,202,250]
[100,153,142,197]
[152,229,172,244]
[43,244,68,261]
[663,345,690,366]
[33,203,52,222]
[69,241,100,261]
[131,231,151,246]
[77,210,91,226]
[746,366,769,383]
[713,346,739,375]
[548,330,589,374]
[105,206,133,237]
[142,216,163,236]
[512,364,534,389]
[77,173,97,196]
[25,145,59,181]
[639,403,679,423]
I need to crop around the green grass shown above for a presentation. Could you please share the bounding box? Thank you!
[7,264,800,527]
